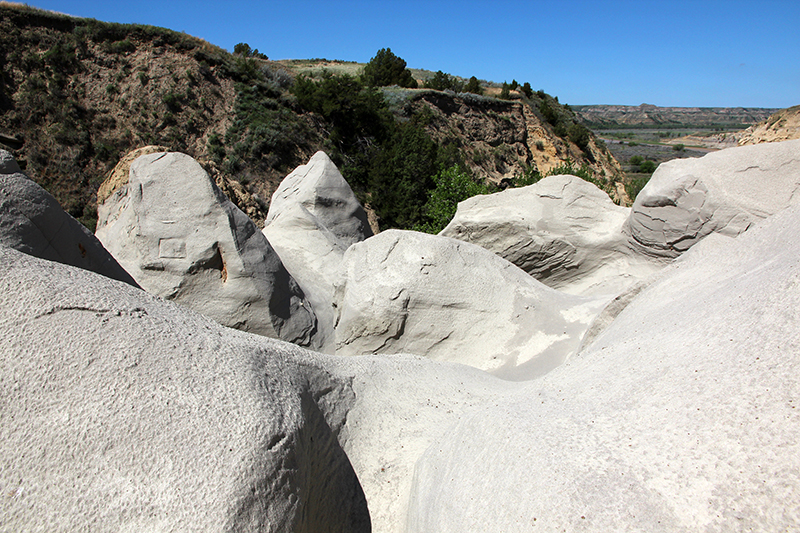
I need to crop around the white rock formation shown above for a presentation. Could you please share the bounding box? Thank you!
[333,229,606,380]
[626,138,800,257]
[263,152,372,353]
[0,246,369,532]
[95,151,317,345]
[265,151,373,247]
[0,150,138,287]
[326,203,800,533]
[441,174,663,295]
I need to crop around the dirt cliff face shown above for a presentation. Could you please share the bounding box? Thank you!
[410,92,623,198]
[0,5,324,227]
[738,105,800,145]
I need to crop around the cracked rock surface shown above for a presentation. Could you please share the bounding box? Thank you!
[96,151,318,345]
[626,138,800,257]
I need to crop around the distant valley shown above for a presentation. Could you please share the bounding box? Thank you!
[574,104,779,129]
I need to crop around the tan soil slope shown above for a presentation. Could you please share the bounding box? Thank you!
[738,105,800,145]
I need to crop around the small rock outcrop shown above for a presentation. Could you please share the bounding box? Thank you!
[333,229,606,380]
[263,152,372,353]
[0,150,138,287]
[96,151,317,345]
[626,139,800,257]
[441,174,662,295]
[0,245,369,532]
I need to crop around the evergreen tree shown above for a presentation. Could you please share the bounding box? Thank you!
[362,48,418,88]
[464,76,483,95]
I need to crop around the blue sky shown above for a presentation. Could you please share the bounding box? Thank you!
[24,0,799,108]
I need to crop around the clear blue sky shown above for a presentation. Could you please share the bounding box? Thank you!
[24,0,799,108]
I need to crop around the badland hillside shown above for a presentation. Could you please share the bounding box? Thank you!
[0,4,621,232]
[574,103,778,129]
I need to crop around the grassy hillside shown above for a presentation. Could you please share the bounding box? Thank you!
[0,4,621,233]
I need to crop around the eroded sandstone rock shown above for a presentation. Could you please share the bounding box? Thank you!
[441,174,663,295]
[326,203,800,533]
[626,139,800,257]
[263,152,373,353]
[0,150,138,287]
[265,151,373,247]
[96,151,317,345]
[333,229,606,380]
[0,246,369,532]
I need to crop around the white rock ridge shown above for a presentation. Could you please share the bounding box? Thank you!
[626,138,800,257]
[96,151,317,345]
[0,246,369,532]
[333,229,606,380]
[0,150,138,287]
[441,174,664,295]
[263,152,373,353]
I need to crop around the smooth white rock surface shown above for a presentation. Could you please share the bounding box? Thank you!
[263,152,372,353]
[333,229,606,380]
[0,246,369,532]
[96,152,318,345]
[402,203,800,532]
[0,150,138,287]
[626,138,800,257]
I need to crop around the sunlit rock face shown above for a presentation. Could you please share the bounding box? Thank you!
[625,139,800,257]
[333,229,606,381]
[441,174,662,296]
[263,151,373,353]
[96,151,317,345]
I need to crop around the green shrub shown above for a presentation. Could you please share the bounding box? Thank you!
[521,82,533,98]
[539,101,558,125]
[162,91,182,111]
[547,159,599,186]
[500,82,511,100]
[639,160,657,173]
[512,165,543,187]
[368,122,439,229]
[424,70,463,92]
[233,42,267,60]
[414,165,491,233]
[626,175,650,201]
[361,48,417,88]
[673,143,685,151]
[567,123,591,152]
